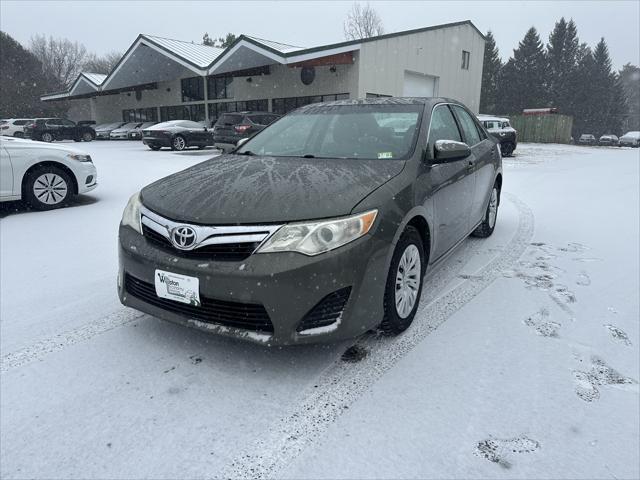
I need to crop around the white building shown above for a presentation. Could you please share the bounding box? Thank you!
[41,20,486,124]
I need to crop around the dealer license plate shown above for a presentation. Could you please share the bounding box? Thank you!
[154,269,201,306]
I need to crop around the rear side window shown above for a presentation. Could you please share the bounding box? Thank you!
[452,105,482,145]
[428,105,462,146]
[248,114,279,126]
[14,120,32,126]
[217,114,243,125]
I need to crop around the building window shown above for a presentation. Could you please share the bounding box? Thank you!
[207,75,234,100]
[208,99,269,124]
[160,103,205,122]
[181,77,204,102]
[122,108,158,122]
[271,93,349,115]
[461,50,470,70]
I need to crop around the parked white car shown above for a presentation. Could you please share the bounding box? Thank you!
[619,131,640,147]
[95,122,125,139]
[110,122,143,140]
[128,122,157,140]
[0,137,97,210]
[1,118,35,138]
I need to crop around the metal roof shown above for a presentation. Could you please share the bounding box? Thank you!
[82,73,107,86]
[243,35,304,54]
[142,34,224,69]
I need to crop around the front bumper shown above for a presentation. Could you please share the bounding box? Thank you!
[117,224,389,346]
[95,131,112,139]
[76,162,98,194]
[110,132,129,140]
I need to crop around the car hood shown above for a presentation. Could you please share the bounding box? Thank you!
[140,154,405,224]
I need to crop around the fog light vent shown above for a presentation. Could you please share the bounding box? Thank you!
[297,287,352,332]
[85,175,94,185]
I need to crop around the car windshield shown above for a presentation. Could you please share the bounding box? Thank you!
[237,104,423,160]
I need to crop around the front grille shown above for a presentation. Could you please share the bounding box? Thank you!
[141,224,260,261]
[297,287,352,332]
[124,274,274,333]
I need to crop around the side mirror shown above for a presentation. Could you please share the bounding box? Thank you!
[236,137,249,148]
[433,139,471,162]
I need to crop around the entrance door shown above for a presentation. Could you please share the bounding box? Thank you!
[403,71,437,97]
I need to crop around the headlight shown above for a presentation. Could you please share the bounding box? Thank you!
[121,192,142,234]
[499,132,506,137]
[257,210,377,256]
[68,153,92,162]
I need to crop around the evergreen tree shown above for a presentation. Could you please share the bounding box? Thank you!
[572,46,596,137]
[619,63,640,131]
[546,18,579,112]
[497,27,547,113]
[479,31,502,114]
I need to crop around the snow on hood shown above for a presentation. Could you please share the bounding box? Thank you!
[140,154,405,224]
[0,136,89,156]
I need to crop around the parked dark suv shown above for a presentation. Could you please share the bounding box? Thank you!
[24,118,95,142]
[213,112,281,152]
[118,98,502,346]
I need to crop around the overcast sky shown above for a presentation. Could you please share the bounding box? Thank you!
[1,1,638,69]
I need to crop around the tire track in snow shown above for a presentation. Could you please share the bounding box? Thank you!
[0,309,145,373]
[222,193,534,479]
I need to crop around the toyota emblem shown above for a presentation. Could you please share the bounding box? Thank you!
[171,226,197,249]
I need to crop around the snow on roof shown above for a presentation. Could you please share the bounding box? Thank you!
[142,34,224,69]
[82,73,107,86]
[244,35,305,54]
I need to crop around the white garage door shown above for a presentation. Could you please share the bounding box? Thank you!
[403,71,437,97]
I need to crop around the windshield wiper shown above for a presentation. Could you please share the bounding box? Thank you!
[238,150,254,156]
[302,154,316,158]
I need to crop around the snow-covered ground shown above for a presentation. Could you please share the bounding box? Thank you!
[1,141,638,479]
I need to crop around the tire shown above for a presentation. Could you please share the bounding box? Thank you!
[13,132,23,138]
[23,166,73,210]
[380,226,426,335]
[82,131,93,142]
[148,145,161,151]
[472,183,500,238]
[501,142,514,157]
[171,135,186,151]
[41,132,54,143]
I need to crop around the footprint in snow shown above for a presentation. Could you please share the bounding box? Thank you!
[603,325,632,346]
[524,308,561,337]
[475,435,540,469]
[572,356,636,402]
[576,272,591,286]
[558,242,588,253]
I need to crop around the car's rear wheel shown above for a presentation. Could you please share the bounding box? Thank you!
[41,132,54,142]
[381,226,426,335]
[24,166,73,210]
[501,142,514,157]
[472,183,500,238]
[171,135,186,151]
[13,132,23,138]
[82,131,93,142]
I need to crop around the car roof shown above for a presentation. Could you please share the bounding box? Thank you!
[477,115,509,122]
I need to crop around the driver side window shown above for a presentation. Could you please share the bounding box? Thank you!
[428,105,462,149]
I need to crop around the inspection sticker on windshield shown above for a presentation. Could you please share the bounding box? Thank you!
[378,152,393,159]
[154,269,201,306]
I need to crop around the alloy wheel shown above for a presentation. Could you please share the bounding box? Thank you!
[395,244,421,318]
[173,136,186,150]
[41,132,53,142]
[33,173,68,205]
[82,132,93,141]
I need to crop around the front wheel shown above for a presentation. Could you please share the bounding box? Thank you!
[381,226,426,335]
[472,184,500,238]
[23,166,73,210]
[501,142,514,157]
[82,131,93,142]
[171,135,186,151]
[41,132,54,142]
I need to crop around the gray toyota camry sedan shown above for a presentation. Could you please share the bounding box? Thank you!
[118,98,502,345]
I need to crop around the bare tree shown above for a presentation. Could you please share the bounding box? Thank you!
[29,35,87,90]
[343,2,384,40]
[82,51,122,75]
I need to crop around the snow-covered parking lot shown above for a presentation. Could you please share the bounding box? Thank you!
[1,141,638,479]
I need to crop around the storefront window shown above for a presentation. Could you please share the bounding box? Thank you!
[181,77,204,102]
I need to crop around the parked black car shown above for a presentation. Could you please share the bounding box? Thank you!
[119,97,502,345]
[142,120,214,151]
[213,112,281,152]
[24,118,96,142]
